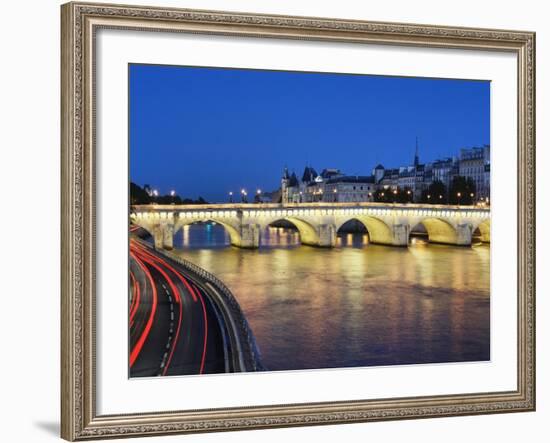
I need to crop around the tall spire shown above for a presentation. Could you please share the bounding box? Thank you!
[414,136,420,167]
[282,165,290,180]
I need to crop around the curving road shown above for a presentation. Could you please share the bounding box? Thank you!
[129,236,229,377]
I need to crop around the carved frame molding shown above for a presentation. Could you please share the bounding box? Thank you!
[61,2,535,440]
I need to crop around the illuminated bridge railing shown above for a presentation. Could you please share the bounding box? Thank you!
[131,203,490,219]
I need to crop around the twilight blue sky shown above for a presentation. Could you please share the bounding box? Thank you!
[129,64,490,203]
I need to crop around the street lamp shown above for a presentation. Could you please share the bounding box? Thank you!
[228,191,233,203]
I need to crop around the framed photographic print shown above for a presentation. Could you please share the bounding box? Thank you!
[61,2,536,440]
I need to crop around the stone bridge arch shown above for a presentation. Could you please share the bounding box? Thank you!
[473,219,490,243]
[335,216,395,246]
[173,218,244,248]
[261,216,333,247]
[265,217,321,246]
[131,212,248,249]
[409,217,475,246]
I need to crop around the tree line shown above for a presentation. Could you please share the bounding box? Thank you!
[373,176,478,205]
[130,182,208,205]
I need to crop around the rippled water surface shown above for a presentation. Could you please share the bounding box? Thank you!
[170,224,490,371]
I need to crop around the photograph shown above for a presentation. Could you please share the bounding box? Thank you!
[128,64,491,378]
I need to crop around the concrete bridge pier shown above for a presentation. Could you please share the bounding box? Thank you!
[456,223,473,246]
[152,225,164,249]
[151,224,174,250]
[318,224,337,247]
[162,224,174,250]
[239,223,260,249]
[391,224,410,246]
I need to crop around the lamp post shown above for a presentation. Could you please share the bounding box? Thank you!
[457,192,461,206]
[256,189,262,204]
[228,191,233,203]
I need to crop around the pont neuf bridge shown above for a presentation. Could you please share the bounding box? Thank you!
[130,202,490,250]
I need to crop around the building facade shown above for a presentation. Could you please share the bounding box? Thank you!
[279,143,490,205]
[323,176,376,203]
[458,145,490,200]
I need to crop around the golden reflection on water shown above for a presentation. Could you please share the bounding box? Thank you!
[172,225,490,371]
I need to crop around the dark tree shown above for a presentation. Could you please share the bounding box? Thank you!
[130,182,151,204]
[156,194,183,204]
[373,188,392,203]
[421,180,447,204]
[449,176,476,205]
[373,187,413,203]
[398,186,414,203]
[129,182,208,205]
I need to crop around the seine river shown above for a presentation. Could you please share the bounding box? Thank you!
[169,223,490,372]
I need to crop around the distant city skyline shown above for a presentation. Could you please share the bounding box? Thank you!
[130,64,490,202]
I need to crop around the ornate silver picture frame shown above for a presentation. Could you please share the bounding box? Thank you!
[61,2,535,440]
